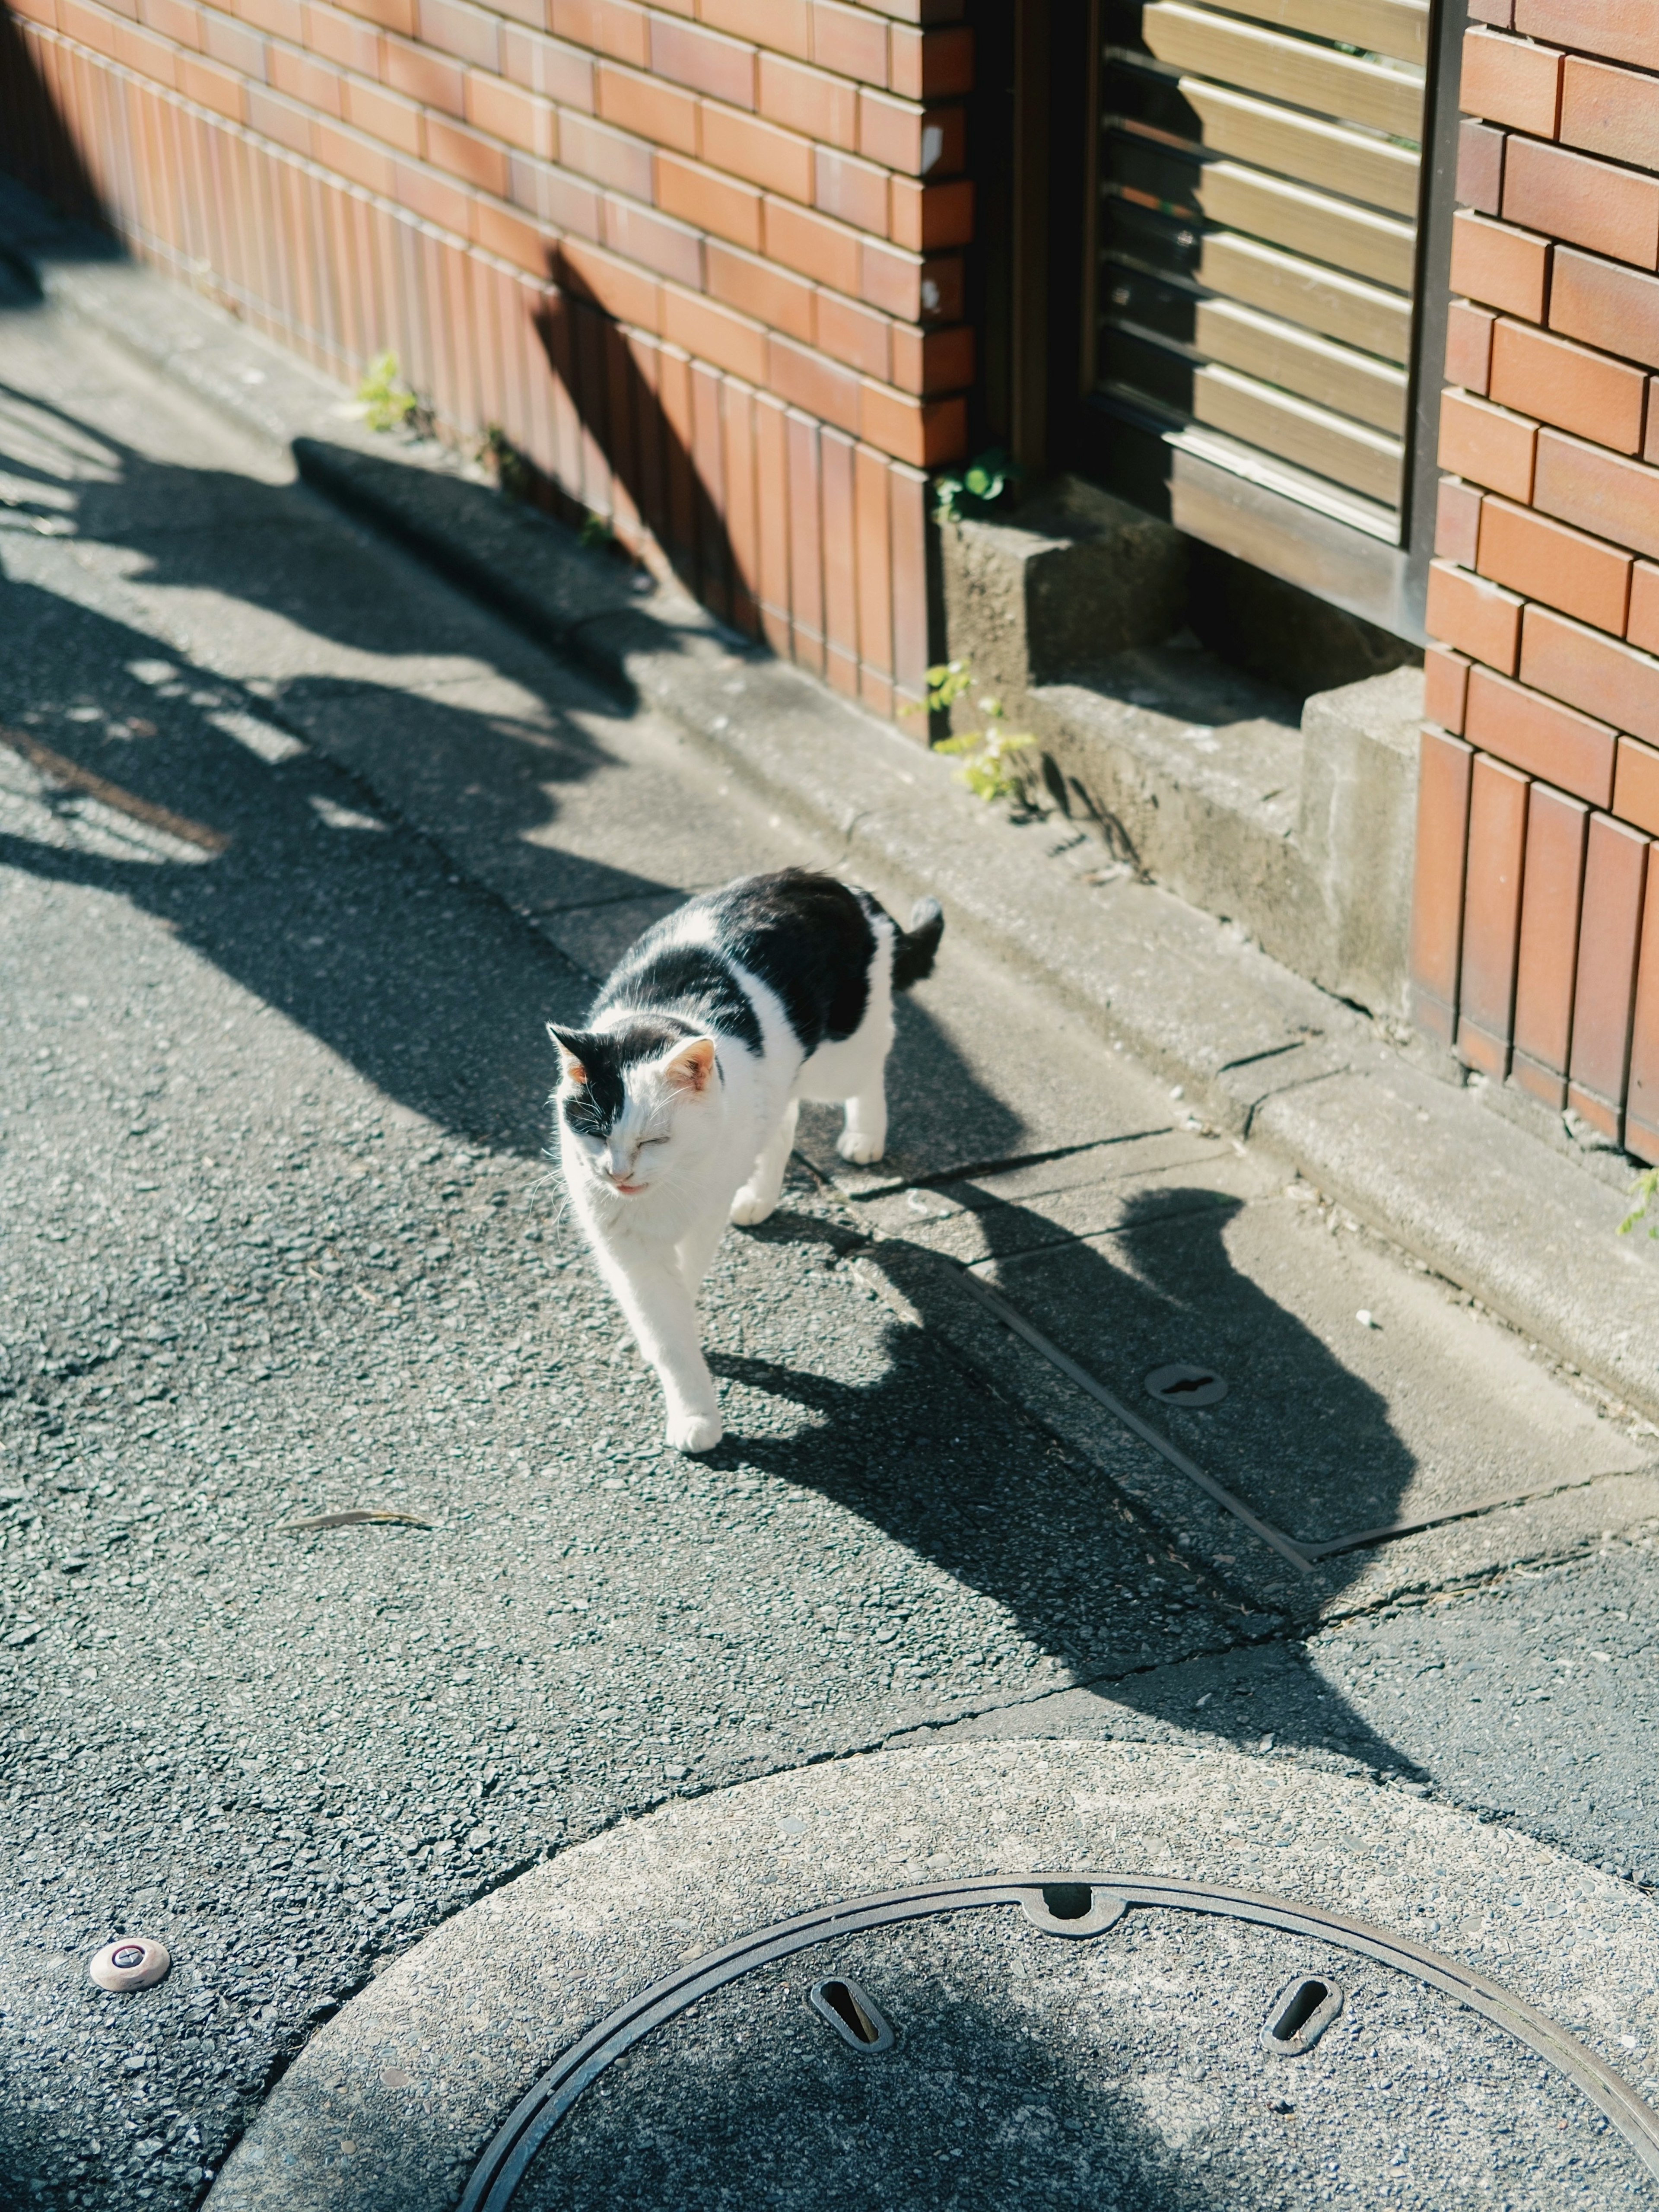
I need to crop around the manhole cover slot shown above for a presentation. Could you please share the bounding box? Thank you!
[1262,1975,1344,2056]
[808,1977,893,2053]
[1019,1882,1126,1938]
[1041,1882,1093,1922]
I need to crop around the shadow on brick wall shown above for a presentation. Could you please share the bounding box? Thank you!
[532,268,751,643]
[1,54,921,708]
[528,248,923,710]
[0,8,109,234]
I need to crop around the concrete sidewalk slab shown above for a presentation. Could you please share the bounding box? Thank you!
[205,1738,1659,2212]
[975,1188,1644,1541]
[860,1239,1659,1622]
[908,1539,1659,1891]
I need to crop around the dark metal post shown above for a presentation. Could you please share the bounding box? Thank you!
[1010,0,1052,477]
[1402,0,1470,633]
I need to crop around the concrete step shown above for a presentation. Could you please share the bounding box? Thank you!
[938,477,1425,1024]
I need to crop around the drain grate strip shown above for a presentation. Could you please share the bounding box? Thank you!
[457,1874,1659,2212]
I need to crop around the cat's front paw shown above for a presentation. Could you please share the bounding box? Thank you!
[836,1128,885,1164]
[729,1184,778,1225]
[665,1409,723,1454]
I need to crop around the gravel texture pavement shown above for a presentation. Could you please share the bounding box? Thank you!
[3,286,1659,2212]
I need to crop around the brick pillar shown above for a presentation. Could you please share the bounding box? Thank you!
[1413,5,1659,1157]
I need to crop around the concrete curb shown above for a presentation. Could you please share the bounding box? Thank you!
[30,245,1659,1428]
[203,1738,1659,2210]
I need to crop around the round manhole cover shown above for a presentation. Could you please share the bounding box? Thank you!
[1144,1362,1228,1407]
[461,1878,1659,2211]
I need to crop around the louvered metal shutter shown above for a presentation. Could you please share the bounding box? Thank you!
[1095,0,1431,595]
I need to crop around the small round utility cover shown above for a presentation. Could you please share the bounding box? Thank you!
[1144,1363,1228,1408]
[88,1936,171,1992]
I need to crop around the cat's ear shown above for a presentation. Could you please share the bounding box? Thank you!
[547,1024,591,1087]
[664,1035,718,1095]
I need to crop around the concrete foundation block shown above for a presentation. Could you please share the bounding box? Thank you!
[939,477,1424,1022]
[1025,658,1311,935]
[1296,666,1425,1021]
[938,478,1188,714]
[942,475,1424,1017]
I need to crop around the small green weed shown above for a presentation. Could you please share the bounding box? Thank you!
[578,512,615,552]
[481,424,533,502]
[921,659,975,715]
[935,717,1036,804]
[1619,1165,1659,1238]
[908,659,1036,805]
[933,446,1020,524]
[356,350,423,434]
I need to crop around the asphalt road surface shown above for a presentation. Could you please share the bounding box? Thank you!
[3,289,1659,2211]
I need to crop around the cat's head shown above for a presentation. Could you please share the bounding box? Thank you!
[548,1019,719,1199]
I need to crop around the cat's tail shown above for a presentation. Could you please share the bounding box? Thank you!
[891,896,944,990]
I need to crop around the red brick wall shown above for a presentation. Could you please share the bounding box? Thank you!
[0,0,974,715]
[1414,2,1659,1162]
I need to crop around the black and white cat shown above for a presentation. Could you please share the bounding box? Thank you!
[550,869,943,1453]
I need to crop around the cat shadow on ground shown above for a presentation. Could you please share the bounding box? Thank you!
[941,1183,1419,1554]
[706,1183,1419,1780]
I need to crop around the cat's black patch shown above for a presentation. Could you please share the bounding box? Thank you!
[893,896,944,989]
[712,874,880,1049]
[550,1016,697,1139]
[597,870,885,1057]
[597,941,766,1057]
[569,875,943,1099]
